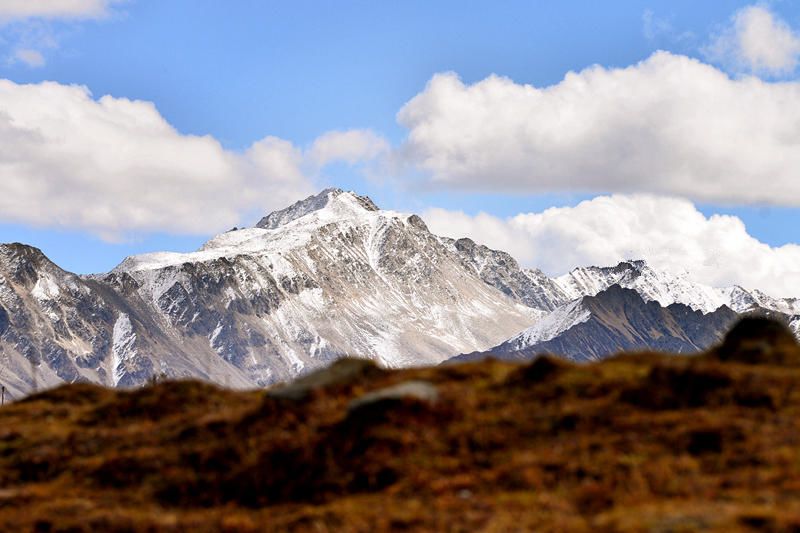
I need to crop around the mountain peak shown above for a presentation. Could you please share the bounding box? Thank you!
[569,259,648,275]
[255,188,379,230]
[617,259,648,271]
[0,243,55,273]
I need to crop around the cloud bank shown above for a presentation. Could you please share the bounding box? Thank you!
[705,5,800,76]
[0,0,119,22]
[398,51,800,206]
[424,195,800,299]
[0,80,388,239]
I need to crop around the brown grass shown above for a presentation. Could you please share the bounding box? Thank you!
[2,319,800,531]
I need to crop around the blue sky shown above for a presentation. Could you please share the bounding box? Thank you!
[0,0,799,295]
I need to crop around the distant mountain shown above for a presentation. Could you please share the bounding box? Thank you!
[1,187,797,397]
[448,248,799,331]
[550,259,800,316]
[0,243,258,398]
[0,189,537,397]
[450,285,741,363]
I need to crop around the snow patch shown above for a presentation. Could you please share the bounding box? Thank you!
[31,273,61,301]
[111,313,137,386]
[209,321,224,349]
[512,299,591,348]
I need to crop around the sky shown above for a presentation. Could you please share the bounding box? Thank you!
[0,0,799,297]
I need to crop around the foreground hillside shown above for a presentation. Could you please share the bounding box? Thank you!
[1,318,800,532]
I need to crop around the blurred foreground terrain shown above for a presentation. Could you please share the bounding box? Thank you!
[2,318,800,532]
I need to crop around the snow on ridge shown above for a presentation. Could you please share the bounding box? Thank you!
[554,260,730,314]
[256,188,343,230]
[113,191,412,274]
[511,299,591,348]
[111,313,137,386]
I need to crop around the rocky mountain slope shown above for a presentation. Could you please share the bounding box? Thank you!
[110,189,538,382]
[0,189,540,397]
[451,285,740,363]
[0,244,256,399]
[2,318,800,532]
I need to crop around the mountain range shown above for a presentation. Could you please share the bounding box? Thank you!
[0,188,796,397]
[450,285,741,364]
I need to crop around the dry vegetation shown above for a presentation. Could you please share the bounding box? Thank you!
[1,317,800,532]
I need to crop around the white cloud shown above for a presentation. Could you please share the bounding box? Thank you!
[0,79,330,239]
[397,51,800,206]
[12,48,45,67]
[307,129,389,168]
[0,0,118,22]
[705,5,800,76]
[423,195,800,299]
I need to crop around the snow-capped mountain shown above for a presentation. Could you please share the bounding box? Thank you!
[1,187,797,397]
[0,189,540,397]
[546,259,800,316]
[451,285,740,363]
[111,188,539,384]
[450,259,800,364]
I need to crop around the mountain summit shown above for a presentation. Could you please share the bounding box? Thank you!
[255,188,379,230]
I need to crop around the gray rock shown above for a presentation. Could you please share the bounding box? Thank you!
[347,380,438,412]
[267,358,381,401]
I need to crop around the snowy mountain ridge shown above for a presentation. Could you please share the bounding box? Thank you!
[543,260,800,316]
[0,187,797,397]
[482,259,800,358]
[451,285,741,364]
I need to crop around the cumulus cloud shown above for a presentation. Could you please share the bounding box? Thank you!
[0,80,335,238]
[705,5,800,76]
[307,129,389,168]
[397,51,800,206]
[0,0,119,22]
[423,195,800,299]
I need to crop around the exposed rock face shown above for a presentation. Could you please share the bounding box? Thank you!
[452,285,741,363]
[445,237,569,311]
[0,244,256,399]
